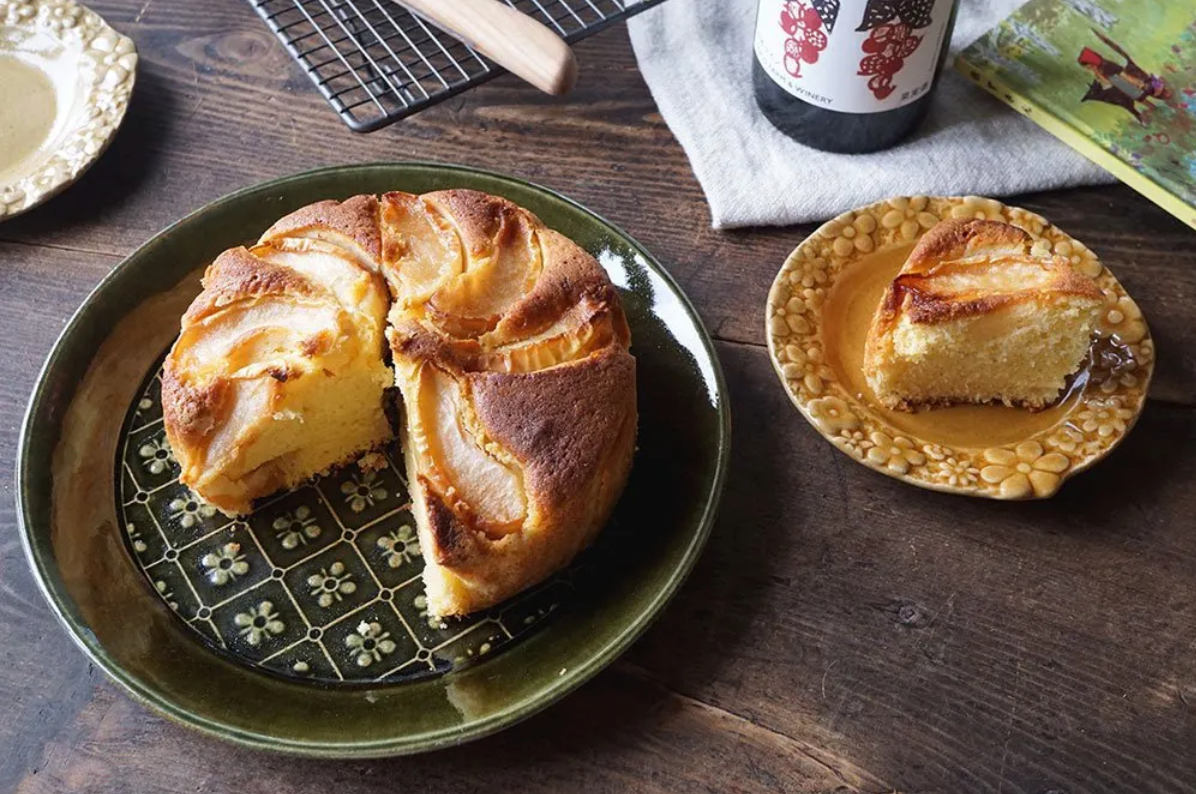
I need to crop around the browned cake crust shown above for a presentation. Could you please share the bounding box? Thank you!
[495,228,629,342]
[470,345,636,519]
[429,189,510,258]
[181,247,318,325]
[262,194,382,264]
[161,365,233,451]
[416,347,636,601]
[903,216,1028,269]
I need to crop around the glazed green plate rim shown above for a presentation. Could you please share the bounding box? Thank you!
[16,162,731,756]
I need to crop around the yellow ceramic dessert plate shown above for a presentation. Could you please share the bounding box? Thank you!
[0,0,135,220]
[767,195,1154,500]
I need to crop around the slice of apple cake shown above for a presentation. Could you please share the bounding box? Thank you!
[863,218,1104,411]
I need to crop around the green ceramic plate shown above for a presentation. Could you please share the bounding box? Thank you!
[17,163,730,757]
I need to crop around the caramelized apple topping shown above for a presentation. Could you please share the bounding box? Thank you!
[406,361,526,537]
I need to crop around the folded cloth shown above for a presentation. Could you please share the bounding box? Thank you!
[626,0,1114,229]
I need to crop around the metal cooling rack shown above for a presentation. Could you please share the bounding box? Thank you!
[247,0,666,132]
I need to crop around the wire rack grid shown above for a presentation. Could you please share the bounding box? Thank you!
[246,0,666,132]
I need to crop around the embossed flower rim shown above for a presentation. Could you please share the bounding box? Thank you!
[0,0,137,220]
[766,195,1155,500]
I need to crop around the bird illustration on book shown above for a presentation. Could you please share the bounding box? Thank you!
[1078,29,1170,123]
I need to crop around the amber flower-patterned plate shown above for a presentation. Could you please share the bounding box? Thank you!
[18,164,729,756]
[0,0,135,220]
[766,195,1153,500]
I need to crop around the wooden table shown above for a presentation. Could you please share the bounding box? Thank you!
[2,3,1195,792]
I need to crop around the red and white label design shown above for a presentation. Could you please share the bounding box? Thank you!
[754,0,953,114]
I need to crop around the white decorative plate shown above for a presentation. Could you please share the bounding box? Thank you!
[766,195,1154,500]
[0,0,135,220]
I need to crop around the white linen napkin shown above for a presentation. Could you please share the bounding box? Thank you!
[626,0,1115,228]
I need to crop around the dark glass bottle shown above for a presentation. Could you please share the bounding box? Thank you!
[753,0,959,153]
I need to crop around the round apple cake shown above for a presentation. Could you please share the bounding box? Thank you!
[162,189,637,617]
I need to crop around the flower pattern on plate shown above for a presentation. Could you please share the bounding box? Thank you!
[413,594,443,630]
[1100,295,1147,344]
[137,437,174,475]
[1077,397,1132,439]
[832,429,874,459]
[307,561,358,608]
[779,343,831,394]
[200,542,250,586]
[378,525,421,569]
[865,432,926,475]
[880,195,938,241]
[272,505,321,550]
[126,522,147,554]
[980,442,1070,499]
[931,455,981,489]
[1045,425,1085,455]
[807,396,858,435]
[154,580,178,611]
[341,471,388,513]
[948,195,1004,221]
[234,601,285,647]
[1053,238,1102,278]
[168,496,217,529]
[346,621,398,668]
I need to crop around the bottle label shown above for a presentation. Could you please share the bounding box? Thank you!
[754,0,953,114]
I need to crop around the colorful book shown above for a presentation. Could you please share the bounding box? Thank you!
[956,0,1196,230]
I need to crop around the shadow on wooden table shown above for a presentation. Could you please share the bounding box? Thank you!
[23,659,827,793]
[620,341,816,697]
[988,401,1188,538]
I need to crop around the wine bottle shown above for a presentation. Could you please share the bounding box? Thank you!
[753,0,959,153]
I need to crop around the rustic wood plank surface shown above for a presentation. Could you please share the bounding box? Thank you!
[2,2,1195,792]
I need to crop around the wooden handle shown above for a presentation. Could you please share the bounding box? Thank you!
[399,0,578,95]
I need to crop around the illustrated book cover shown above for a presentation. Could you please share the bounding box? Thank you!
[957,0,1196,230]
